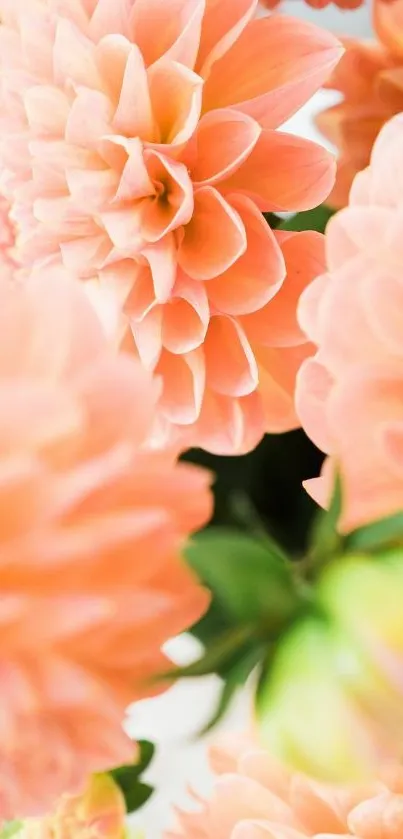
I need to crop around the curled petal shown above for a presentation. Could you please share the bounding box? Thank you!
[157,348,205,424]
[207,195,285,316]
[191,109,261,186]
[53,18,101,88]
[374,0,403,60]
[162,272,210,353]
[178,186,247,280]
[195,389,266,455]
[258,344,311,433]
[147,59,204,147]
[112,43,155,140]
[141,151,194,241]
[130,305,162,368]
[204,315,258,397]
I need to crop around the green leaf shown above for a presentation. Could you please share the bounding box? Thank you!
[186,528,297,628]
[279,205,335,234]
[306,473,344,575]
[159,623,255,680]
[110,741,155,813]
[199,643,265,734]
[345,510,403,553]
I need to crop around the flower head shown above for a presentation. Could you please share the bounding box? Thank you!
[16,773,127,839]
[166,730,403,838]
[317,0,403,207]
[0,0,341,452]
[0,266,211,819]
[296,113,403,531]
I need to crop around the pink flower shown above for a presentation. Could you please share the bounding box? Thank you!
[0,0,341,453]
[0,194,19,281]
[167,732,403,839]
[296,113,403,531]
[0,265,211,819]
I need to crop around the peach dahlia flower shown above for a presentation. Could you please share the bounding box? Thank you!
[0,0,341,453]
[18,774,127,839]
[317,0,403,207]
[0,266,211,819]
[167,733,403,839]
[296,113,403,531]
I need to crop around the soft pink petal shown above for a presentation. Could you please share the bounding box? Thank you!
[112,43,155,140]
[89,0,132,41]
[207,195,285,315]
[142,234,177,302]
[53,18,101,88]
[130,0,205,69]
[221,131,336,213]
[195,389,266,455]
[202,16,343,128]
[130,305,162,368]
[178,186,247,280]
[295,357,334,454]
[147,59,204,147]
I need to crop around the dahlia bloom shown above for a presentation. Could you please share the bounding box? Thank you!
[17,774,127,839]
[317,0,403,207]
[0,266,211,819]
[296,113,403,531]
[167,732,403,838]
[0,0,341,453]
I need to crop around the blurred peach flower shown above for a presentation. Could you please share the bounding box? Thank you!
[261,0,363,10]
[18,774,126,839]
[296,113,403,531]
[166,731,403,838]
[0,266,211,819]
[0,194,18,281]
[0,0,341,452]
[317,0,403,207]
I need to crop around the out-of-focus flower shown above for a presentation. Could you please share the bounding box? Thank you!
[296,113,403,531]
[166,727,403,837]
[259,549,403,782]
[0,0,341,453]
[317,0,403,207]
[17,774,126,839]
[0,266,211,819]
[0,194,18,281]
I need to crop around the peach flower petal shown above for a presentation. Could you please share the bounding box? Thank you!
[242,231,325,347]
[190,109,261,186]
[203,16,343,128]
[130,0,205,69]
[196,0,257,77]
[207,196,285,316]
[204,316,258,397]
[178,186,247,281]
[222,131,336,213]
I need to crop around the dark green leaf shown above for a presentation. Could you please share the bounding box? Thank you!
[345,510,403,552]
[200,643,266,733]
[159,623,255,680]
[263,212,282,229]
[110,741,155,813]
[306,473,344,574]
[186,528,297,628]
[279,205,334,234]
